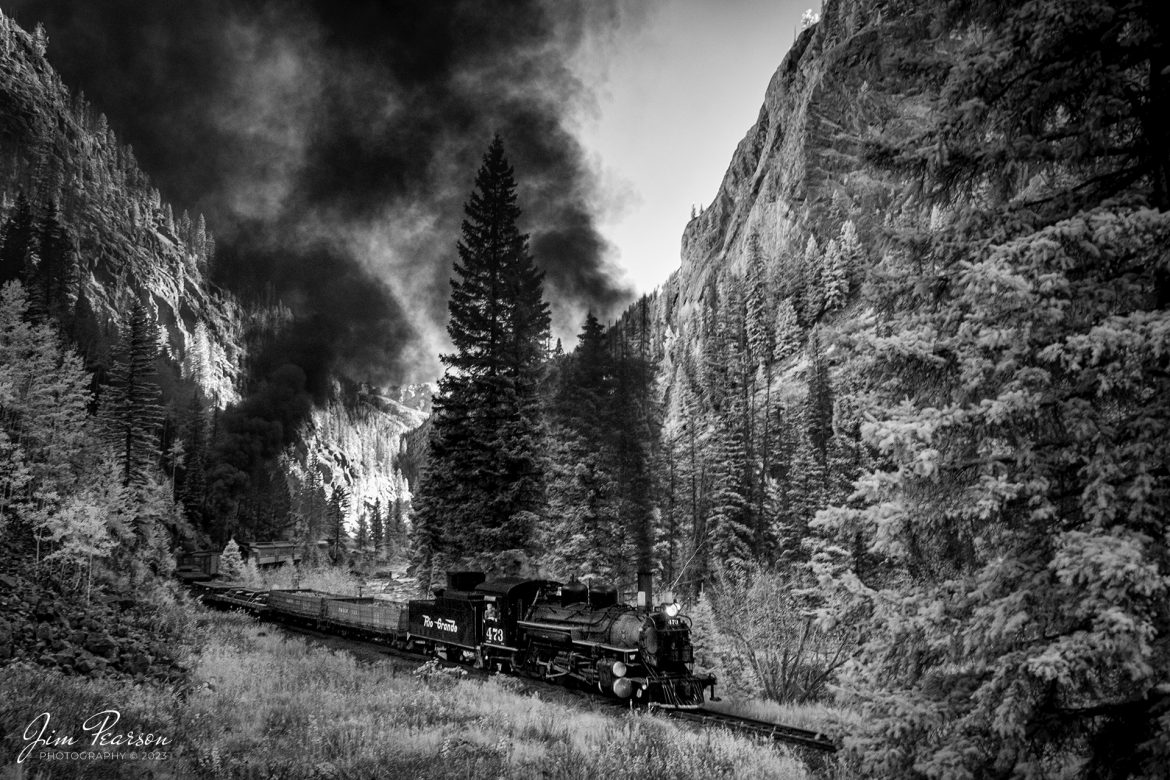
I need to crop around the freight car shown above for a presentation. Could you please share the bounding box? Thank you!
[192,572,715,708]
[176,540,305,582]
[176,550,220,582]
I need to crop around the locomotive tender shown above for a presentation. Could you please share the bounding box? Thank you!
[196,571,715,708]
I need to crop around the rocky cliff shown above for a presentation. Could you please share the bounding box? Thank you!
[0,10,419,538]
[0,12,242,404]
[669,0,916,320]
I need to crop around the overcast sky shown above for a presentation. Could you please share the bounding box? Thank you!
[574,0,814,293]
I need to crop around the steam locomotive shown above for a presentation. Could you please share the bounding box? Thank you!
[195,571,716,708]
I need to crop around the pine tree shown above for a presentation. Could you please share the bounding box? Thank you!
[706,397,755,572]
[610,325,659,588]
[542,312,619,579]
[800,236,824,324]
[822,238,849,311]
[803,330,833,466]
[813,2,1170,776]
[33,198,77,323]
[329,486,349,562]
[391,496,405,547]
[356,510,369,552]
[745,235,775,367]
[100,301,163,493]
[0,192,35,286]
[0,281,92,546]
[220,537,244,580]
[370,497,384,554]
[177,395,208,526]
[706,284,756,572]
[772,298,800,362]
[414,136,551,568]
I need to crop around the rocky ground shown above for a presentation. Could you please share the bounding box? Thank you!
[0,558,188,685]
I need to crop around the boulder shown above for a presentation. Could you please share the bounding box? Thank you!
[85,632,118,658]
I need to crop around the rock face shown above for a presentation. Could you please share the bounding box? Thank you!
[304,381,430,530]
[669,0,901,322]
[0,11,242,404]
[0,11,421,534]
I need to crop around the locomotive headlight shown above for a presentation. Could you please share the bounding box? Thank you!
[664,602,681,618]
[612,661,628,678]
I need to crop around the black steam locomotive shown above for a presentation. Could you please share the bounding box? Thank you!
[195,571,715,709]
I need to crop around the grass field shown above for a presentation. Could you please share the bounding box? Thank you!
[2,609,855,779]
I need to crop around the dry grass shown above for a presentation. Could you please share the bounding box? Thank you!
[2,609,839,779]
[703,696,862,739]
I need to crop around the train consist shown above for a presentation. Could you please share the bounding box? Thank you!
[194,571,716,708]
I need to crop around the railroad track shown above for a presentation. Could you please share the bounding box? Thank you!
[199,598,838,754]
[652,707,838,753]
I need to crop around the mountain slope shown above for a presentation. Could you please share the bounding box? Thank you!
[0,11,241,403]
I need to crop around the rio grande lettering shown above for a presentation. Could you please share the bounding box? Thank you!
[421,615,458,633]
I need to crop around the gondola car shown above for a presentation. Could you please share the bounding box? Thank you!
[192,581,267,613]
[265,589,333,627]
[321,597,408,641]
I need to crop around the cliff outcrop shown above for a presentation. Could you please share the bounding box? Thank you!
[670,0,911,320]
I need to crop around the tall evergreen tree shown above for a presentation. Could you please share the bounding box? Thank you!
[542,312,619,579]
[370,497,384,553]
[329,486,349,562]
[414,136,551,569]
[220,537,244,581]
[0,192,35,286]
[0,281,92,546]
[100,301,163,494]
[33,198,76,324]
[355,510,369,552]
[813,2,1170,776]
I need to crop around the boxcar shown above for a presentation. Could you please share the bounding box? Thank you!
[240,541,302,567]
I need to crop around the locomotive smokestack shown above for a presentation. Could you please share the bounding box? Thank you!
[637,570,653,613]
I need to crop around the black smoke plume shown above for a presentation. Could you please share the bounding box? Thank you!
[8,0,639,534]
[9,0,637,386]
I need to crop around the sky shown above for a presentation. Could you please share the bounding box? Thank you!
[10,0,816,384]
[572,0,814,293]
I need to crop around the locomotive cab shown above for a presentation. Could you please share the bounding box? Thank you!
[474,577,561,671]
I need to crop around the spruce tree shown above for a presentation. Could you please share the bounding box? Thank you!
[542,312,618,579]
[414,136,551,568]
[0,192,35,286]
[391,497,405,547]
[34,198,76,324]
[100,301,163,494]
[370,497,384,553]
[772,298,801,362]
[355,510,369,552]
[329,486,349,562]
[0,281,92,546]
[220,537,244,580]
[813,2,1170,775]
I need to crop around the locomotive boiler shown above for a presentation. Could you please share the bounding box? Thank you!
[512,580,714,707]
